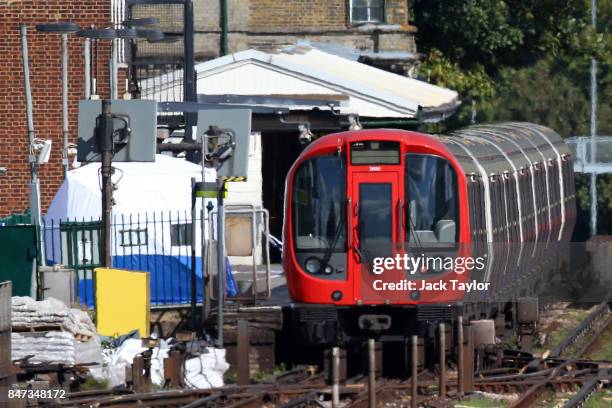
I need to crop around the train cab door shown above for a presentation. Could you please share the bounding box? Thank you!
[350,170,405,303]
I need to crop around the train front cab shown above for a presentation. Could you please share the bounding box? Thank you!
[283,130,471,346]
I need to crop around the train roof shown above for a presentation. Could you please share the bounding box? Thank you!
[438,122,570,177]
[297,122,571,178]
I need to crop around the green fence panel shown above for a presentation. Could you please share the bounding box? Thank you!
[0,212,31,226]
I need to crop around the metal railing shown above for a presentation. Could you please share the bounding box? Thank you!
[565,136,612,174]
[42,207,275,308]
[43,211,206,308]
[208,205,272,303]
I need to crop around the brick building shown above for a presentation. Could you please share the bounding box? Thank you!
[0,1,112,217]
[132,0,418,74]
[1,0,418,217]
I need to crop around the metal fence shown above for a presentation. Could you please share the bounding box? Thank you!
[565,136,612,174]
[42,207,275,309]
[42,211,207,308]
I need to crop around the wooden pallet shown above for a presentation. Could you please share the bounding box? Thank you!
[12,325,64,333]
[74,333,93,341]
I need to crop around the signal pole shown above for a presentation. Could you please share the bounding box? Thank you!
[216,178,225,347]
[98,100,114,267]
[20,24,46,268]
[589,0,598,236]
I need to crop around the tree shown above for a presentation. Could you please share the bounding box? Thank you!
[412,0,612,235]
[413,0,594,74]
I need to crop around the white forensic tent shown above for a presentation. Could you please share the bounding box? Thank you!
[44,154,216,306]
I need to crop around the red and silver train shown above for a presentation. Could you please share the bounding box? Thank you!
[282,122,575,348]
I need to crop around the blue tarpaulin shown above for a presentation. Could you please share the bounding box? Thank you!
[76,255,238,308]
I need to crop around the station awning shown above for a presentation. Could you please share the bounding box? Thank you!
[141,43,460,123]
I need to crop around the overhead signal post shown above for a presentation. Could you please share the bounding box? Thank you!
[197,109,251,346]
[74,25,162,267]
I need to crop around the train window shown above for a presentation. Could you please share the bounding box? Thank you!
[351,141,400,165]
[503,177,513,240]
[499,177,509,239]
[473,179,484,242]
[535,167,545,228]
[405,154,458,244]
[467,179,478,240]
[510,175,520,240]
[292,155,346,252]
[491,178,503,240]
[526,171,535,238]
[359,183,393,260]
[478,180,486,241]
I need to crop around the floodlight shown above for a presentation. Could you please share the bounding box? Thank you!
[35,22,80,33]
[136,29,165,41]
[123,17,160,27]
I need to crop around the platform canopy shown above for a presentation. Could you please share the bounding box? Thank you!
[141,43,460,123]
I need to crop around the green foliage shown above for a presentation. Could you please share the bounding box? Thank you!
[421,50,496,100]
[575,174,612,235]
[413,0,595,73]
[487,60,593,138]
[413,0,612,235]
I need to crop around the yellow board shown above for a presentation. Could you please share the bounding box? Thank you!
[94,268,150,337]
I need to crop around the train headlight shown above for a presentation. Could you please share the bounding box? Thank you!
[324,265,334,275]
[305,257,322,274]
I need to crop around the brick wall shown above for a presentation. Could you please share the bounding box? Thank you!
[385,0,410,25]
[249,0,346,30]
[0,1,111,217]
[248,0,410,30]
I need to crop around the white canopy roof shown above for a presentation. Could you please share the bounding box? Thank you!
[142,43,460,121]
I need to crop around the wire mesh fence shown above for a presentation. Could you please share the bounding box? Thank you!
[124,0,189,103]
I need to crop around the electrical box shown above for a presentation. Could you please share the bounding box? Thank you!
[40,266,77,307]
[94,267,150,337]
[197,109,252,181]
[77,100,157,162]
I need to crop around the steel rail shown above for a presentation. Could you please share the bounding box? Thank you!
[509,360,577,408]
[562,378,600,408]
[550,294,611,358]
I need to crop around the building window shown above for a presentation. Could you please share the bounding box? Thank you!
[171,223,192,247]
[120,228,148,247]
[350,0,385,24]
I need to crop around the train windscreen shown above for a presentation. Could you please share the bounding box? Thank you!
[405,154,458,244]
[292,155,346,252]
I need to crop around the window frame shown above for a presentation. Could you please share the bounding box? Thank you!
[349,0,386,25]
[120,227,148,247]
[170,223,192,247]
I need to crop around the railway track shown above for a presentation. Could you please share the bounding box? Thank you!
[49,357,610,407]
[510,295,612,408]
[39,298,612,407]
